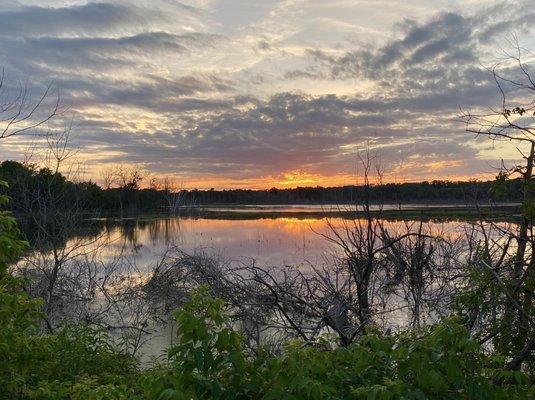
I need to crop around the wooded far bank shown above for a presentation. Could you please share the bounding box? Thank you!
[0,160,520,215]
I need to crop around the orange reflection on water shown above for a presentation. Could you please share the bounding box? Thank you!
[76,216,479,275]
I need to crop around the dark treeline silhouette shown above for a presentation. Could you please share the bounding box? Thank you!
[188,180,520,205]
[0,160,520,215]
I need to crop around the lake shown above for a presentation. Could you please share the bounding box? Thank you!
[17,206,513,360]
[92,214,473,271]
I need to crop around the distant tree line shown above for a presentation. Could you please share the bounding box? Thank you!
[188,179,521,205]
[0,160,521,215]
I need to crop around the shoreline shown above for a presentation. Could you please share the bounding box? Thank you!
[85,203,522,222]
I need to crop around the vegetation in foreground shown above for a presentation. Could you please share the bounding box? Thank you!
[1,182,533,398]
[1,178,533,398]
[1,279,534,399]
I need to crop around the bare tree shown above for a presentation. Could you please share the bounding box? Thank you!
[100,167,118,190]
[162,177,187,214]
[460,41,535,370]
[0,74,156,354]
[0,71,60,140]
[115,165,143,190]
[11,134,156,354]
[9,128,103,331]
[115,165,143,216]
[97,164,145,216]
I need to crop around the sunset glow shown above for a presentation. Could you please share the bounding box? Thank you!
[0,1,533,188]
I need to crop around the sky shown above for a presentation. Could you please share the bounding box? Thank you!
[0,0,534,189]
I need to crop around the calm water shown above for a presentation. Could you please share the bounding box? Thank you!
[24,211,508,360]
[95,215,470,271]
[87,215,471,359]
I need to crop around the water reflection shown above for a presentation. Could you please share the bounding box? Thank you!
[81,216,475,275]
[18,215,512,359]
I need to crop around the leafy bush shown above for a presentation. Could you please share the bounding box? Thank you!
[147,289,533,400]
[1,182,138,399]
[141,287,253,400]
[1,284,534,399]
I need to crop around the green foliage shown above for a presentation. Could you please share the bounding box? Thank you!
[142,290,533,400]
[30,378,141,400]
[0,181,138,399]
[490,171,508,201]
[0,179,42,396]
[1,321,141,398]
[522,179,535,219]
[0,300,139,398]
[142,287,253,400]
[1,281,533,399]
[255,318,533,400]
[0,179,28,273]
[452,239,532,371]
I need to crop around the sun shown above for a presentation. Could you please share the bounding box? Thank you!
[277,170,324,186]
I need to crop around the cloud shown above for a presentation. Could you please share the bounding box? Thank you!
[0,3,146,37]
[65,90,474,181]
[296,10,478,82]
[0,0,534,188]
[0,2,204,38]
